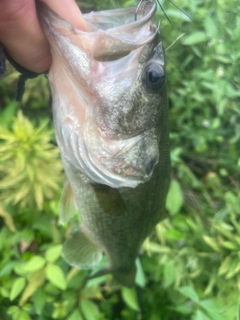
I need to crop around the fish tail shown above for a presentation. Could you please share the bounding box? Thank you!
[88,265,136,288]
[112,266,136,287]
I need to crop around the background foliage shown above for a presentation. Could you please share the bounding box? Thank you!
[0,0,240,319]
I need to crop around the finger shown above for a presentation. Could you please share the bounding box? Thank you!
[42,0,87,31]
[0,0,51,72]
[0,0,86,73]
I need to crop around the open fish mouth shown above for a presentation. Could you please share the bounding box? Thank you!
[38,1,165,188]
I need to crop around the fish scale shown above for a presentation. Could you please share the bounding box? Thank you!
[37,0,170,287]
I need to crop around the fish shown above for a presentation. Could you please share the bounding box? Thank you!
[37,0,170,287]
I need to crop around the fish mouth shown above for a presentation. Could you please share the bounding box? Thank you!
[38,0,158,62]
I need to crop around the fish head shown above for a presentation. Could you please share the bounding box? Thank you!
[37,1,167,188]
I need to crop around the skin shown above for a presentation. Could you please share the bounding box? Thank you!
[0,0,87,73]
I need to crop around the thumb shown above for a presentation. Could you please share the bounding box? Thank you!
[0,0,86,73]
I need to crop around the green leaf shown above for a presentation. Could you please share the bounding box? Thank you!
[20,269,45,306]
[204,16,218,38]
[45,245,62,262]
[142,239,170,253]
[21,256,46,273]
[7,306,19,315]
[52,301,69,319]
[67,309,83,320]
[22,304,32,313]
[135,258,146,288]
[225,260,240,279]
[165,229,185,240]
[182,32,207,45]
[0,287,9,298]
[0,203,17,232]
[221,240,238,250]
[202,235,221,252]
[166,179,184,215]
[86,274,110,288]
[200,299,225,320]
[10,277,26,301]
[45,264,67,290]
[163,260,176,288]
[0,261,15,277]
[13,310,31,320]
[80,300,100,320]
[33,289,46,315]
[178,286,199,303]
[218,256,232,276]
[121,287,139,311]
[193,310,211,320]
[0,101,18,128]
[175,304,192,315]
[8,306,31,320]
[20,229,34,243]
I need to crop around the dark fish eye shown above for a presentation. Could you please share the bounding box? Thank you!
[143,63,165,92]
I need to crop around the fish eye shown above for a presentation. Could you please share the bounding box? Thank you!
[143,63,165,92]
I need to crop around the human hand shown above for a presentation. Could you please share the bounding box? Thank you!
[0,0,87,73]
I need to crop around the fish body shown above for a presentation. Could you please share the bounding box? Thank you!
[38,1,170,287]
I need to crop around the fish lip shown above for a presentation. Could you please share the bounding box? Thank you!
[38,1,158,54]
[37,0,157,29]
[83,1,157,32]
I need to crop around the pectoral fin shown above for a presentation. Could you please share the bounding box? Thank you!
[62,227,102,269]
[59,179,76,224]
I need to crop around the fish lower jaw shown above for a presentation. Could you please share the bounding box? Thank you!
[83,160,153,188]
[84,143,158,188]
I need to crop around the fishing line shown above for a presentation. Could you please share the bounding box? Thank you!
[168,0,192,19]
[135,0,191,22]
[165,33,185,51]
[156,0,171,23]
[135,0,170,22]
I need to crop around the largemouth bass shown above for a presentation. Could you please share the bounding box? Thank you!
[37,0,170,287]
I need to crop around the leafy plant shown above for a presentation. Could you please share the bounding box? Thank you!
[0,110,62,209]
[0,0,239,319]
